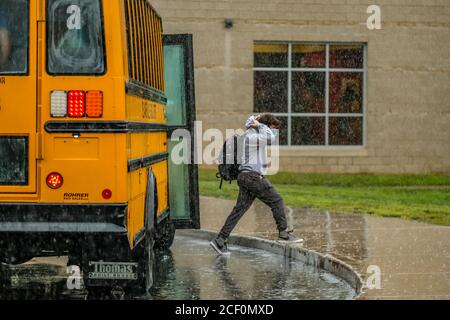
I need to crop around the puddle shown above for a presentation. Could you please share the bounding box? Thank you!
[0,235,356,300]
[150,235,355,300]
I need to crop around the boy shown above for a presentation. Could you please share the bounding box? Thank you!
[210,113,303,255]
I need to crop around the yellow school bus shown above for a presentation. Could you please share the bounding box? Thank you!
[0,0,199,293]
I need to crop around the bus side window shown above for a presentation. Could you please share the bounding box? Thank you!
[47,0,105,75]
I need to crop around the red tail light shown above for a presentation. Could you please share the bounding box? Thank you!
[67,90,86,117]
[46,172,63,189]
[102,189,112,199]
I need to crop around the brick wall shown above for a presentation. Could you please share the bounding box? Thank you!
[152,0,450,173]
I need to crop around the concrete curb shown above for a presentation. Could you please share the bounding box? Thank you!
[177,229,365,299]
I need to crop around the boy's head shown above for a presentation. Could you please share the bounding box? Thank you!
[257,113,281,129]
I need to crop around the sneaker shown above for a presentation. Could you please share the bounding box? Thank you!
[210,237,231,255]
[278,230,304,243]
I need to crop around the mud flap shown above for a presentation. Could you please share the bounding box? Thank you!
[139,168,157,292]
[144,167,157,239]
[81,234,140,289]
[81,169,157,291]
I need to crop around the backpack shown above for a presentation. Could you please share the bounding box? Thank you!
[216,134,243,189]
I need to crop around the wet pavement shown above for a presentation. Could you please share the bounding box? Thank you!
[201,196,450,300]
[0,235,354,300]
[151,235,354,300]
[1,197,447,300]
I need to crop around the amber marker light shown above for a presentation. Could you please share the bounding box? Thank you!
[86,91,103,118]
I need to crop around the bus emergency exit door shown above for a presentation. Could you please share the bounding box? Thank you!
[163,34,200,229]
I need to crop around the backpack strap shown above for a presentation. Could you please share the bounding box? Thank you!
[223,139,227,165]
[233,135,238,165]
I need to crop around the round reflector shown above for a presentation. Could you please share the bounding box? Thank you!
[102,189,112,199]
[46,172,63,189]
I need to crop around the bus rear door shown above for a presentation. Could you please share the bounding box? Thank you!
[163,34,200,229]
[0,0,37,196]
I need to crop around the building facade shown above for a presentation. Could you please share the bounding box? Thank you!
[152,0,450,173]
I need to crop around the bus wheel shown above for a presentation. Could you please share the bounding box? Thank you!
[154,218,175,250]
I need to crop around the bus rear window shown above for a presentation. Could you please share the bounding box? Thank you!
[0,0,29,75]
[0,137,28,186]
[47,0,105,75]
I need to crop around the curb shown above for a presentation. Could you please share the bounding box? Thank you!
[177,229,365,299]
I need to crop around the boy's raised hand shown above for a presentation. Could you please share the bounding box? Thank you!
[251,119,260,128]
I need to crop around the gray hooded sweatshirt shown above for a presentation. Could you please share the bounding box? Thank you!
[238,115,277,175]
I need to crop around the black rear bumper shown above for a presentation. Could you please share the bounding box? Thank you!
[0,203,127,234]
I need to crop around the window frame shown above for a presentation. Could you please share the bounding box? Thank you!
[254,42,367,148]
[46,0,107,76]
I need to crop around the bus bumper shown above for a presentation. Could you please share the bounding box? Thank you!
[0,203,127,234]
[0,203,134,276]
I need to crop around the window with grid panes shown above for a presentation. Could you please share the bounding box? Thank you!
[254,42,365,146]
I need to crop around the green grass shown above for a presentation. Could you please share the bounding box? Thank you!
[199,169,450,226]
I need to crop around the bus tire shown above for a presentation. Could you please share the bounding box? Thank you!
[154,218,175,250]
